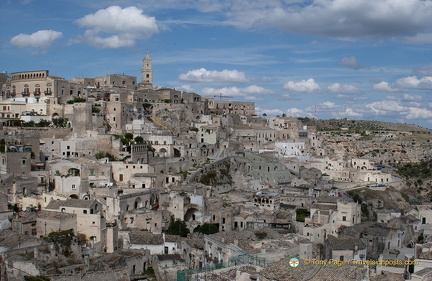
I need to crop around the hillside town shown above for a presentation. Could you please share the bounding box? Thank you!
[1,53,432,281]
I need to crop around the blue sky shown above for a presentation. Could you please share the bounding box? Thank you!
[2,0,432,129]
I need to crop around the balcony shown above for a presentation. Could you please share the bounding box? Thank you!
[44,90,52,95]
[33,91,41,96]
[22,91,30,97]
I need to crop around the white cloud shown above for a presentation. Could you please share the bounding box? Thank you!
[406,107,432,119]
[321,101,337,109]
[372,81,399,92]
[201,85,273,97]
[402,93,422,101]
[179,68,248,83]
[283,78,320,93]
[285,108,312,117]
[396,76,432,89]
[223,0,432,40]
[333,107,363,118]
[414,65,432,77]
[366,100,406,115]
[10,30,62,53]
[243,85,274,94]
[337,56,362,69]
[177,85,195,92]
[74,6,159,48]
[395,76,420,88]
[327,83,361,94]
[255,108,284,116]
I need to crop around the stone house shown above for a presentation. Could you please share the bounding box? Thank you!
[91,249,151,278]
[105,96,136,134]
[0,145,32,176]
[111,162,154,186]
[204,235,244,264]
[180,234,205,268]
[207,99,255,116]
[105,190,159,222]
[274,141,310,162]
[5,70,83,105]
[0,100,27,120]
[120,208,169,233]
[127,231,180,255]
[250,191,280,211]
[36,210,77,237]
[339,222,407,259]
[152,254,187,281]
[48,159,88,199]
[303,198,361,243]
[44,199,108,248]
[195,122,219,145]
[93,74,137,90]
[324,235,366,261]
[12,211,38,236]
[351,158,374,170]
[244,152,291,188]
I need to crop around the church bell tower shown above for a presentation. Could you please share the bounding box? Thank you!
[141,50,153,88]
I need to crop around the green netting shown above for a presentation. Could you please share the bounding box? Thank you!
[177,254,270,281]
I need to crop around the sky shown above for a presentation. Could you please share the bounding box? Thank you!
[1,0,432,129]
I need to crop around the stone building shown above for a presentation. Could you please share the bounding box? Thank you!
[127,231,180,255]
[206,99,255,116]
[0,145,32,176]
[36,210,77,237]
[94,74,137,90]
[43,199,117,252]
[339,221,407,259]
[324,235,366,261]
[303,197,361,243]
[140,51,153,88]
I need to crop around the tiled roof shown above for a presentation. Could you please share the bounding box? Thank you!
[45,199,95,210]
[38,210,76,220]
[129,231,163,245]
[326,235,365,250]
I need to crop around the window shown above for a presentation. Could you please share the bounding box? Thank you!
[89,169,94,176]
[342,216,346,221]
[71,184,76,189]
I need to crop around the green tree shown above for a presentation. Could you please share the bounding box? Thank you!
[296,208,310,222]
[194,223,219,235]
[122,133,134,145]
[167,219,190,237]
[52,118,68,127]
[134,136,144,144]
[37,119,51,127]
